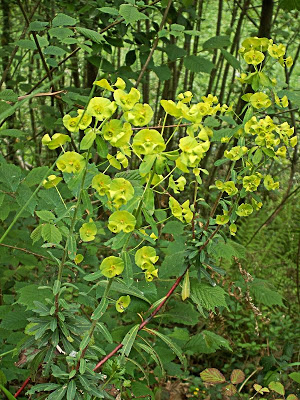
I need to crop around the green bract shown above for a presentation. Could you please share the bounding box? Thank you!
[102,120,132,147]
[63,114,80,132]
[42,133,71,149]
[224,146,248,161]
[87,97,117,120]
[56,151,85,173]
[243,174,261,192]
[264,175,279,190]
[250,92,272,109]
[216,212,230,225]
[124,103,154,126]
[236,203,253,217]
[244,50,264,65]
[108,178,134,209]
[215,180,238,196]
[132,129,166,155]
[116,295,131,313]
[43,174,62,189]
[79,220,97,242]
[77,110,93,130]
[113,88,140,111]
[100,256,124,278]
[135,246,159,270]
[92,173,111,196]
[108,210,136,233]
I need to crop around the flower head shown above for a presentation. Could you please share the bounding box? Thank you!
[56,151,85,174]
[124,103,153,126]
[114,88,140,111]
[79,219,97,242]
[116,295,131,312]
[87,97,117,120]
[92,173,111,196]
[108,211,136,233]
[132,129,165,155]
[100,256,124,278]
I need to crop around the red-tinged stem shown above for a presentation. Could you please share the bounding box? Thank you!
[14,376,31,398]
[93,271,186,372]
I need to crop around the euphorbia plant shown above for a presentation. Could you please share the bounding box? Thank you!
[7,37,296,399]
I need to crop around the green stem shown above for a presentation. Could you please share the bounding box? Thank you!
[76,278,114,369]
[57,150,91,283]
[0,159,56,244]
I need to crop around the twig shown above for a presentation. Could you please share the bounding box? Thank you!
[0,243,50,260]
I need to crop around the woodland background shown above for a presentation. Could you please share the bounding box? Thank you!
[0,0,299,399]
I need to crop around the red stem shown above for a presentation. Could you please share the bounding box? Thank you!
[14,376,31,398]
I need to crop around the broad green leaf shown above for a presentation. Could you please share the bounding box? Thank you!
[203,35,231,50]
[43,46,66,56]
[252,148,263,165]
[80,129,96,150]
[191,281,228,313]
[0,163,22,191]
[97,280,151,303]
[221,48,241,70]
[0,89,18,102]
[36,210,55,221]
[152,65,172,81]
[52,13,76,27]
[165,44,187,61]
[120,324,140,360]
[146,328,187,371]
[139,154,156,174]
[29,21,48,31]
[98,6,119,15]
[30,224,43,244]
[268,381,285,395]
[0,128,25,137]
[41,223,62,244]
[184,55,214,73]
[17,284,49,310]
[76,27,103,43]
[119,4,149,25]
[49,27,74,39]
[289,372,300,384]
[16,39,36,50]
[185,330,232,354]
[200,368,226,384]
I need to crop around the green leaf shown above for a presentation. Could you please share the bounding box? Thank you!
[16,39,37,50]
[30,224,43,244]
[139,154,156,174]
[203,35,231,50]
[76,27,103,44]
[0,384,15,400]
[97,280,151,304]
[41,223,62,244]
[0,89,18,102]
[24,166,49,186]
[43,46,66,56]
[119,4,149,25]
[123,252,133,287]
[29,21,48,31]
[289,372,300,384]
[0,128,25,137]
[120,324,140,361]
[152,65,172,81]
[17,284,49,310]
[184,55,214,73]
[191,281,228,313]
[49,27,74,39]
[0,163,22,191]
[47,386,67,400]
[96,322,113,343]
[36,210,55,221]
[200,368,226,384]
[249,279,284,307]
[165,44,187,61]
[185,330,232,354]
[221,49,241,70]
[98,6,119,15]
[268,381,285,395]
[52,13,76,27]
[67,380,76,400]
[91,297,108,320]
[252,148,263,165]
[146,328,187,371]
[230,369,245,384]
[80,129,96,150]
[135,342,165,376]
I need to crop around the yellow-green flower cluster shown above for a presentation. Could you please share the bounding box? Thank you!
[169,198,193,223]
[108,210,136,234]
[243,174,261,192]
[92,175,134,209]
[215,180,238,196]
[135,246,159,282]
[100,256,124,278]
[244,116,296,155]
